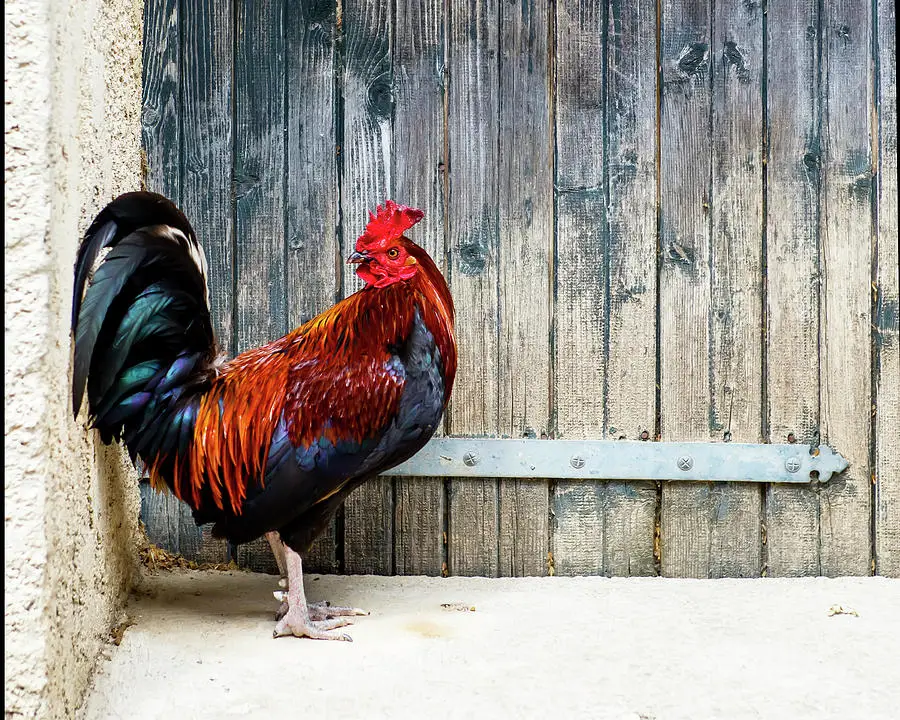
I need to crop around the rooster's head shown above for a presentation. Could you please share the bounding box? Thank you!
[349,200,426,288]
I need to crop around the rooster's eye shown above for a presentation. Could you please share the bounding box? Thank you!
[387,247,400,259]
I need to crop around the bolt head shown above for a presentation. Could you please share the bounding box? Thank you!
[463,451,479,467]
[570,455,585,469]
[677,456,694,471]
[785,457,802,473]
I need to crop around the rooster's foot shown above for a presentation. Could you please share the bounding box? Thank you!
[272,595,367,622]
[307,601,369,622]
[273,607,354,641]
[270,537,365,640]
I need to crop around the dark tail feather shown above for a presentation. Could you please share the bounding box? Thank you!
[72,220,117,329]
[72,192,217,472]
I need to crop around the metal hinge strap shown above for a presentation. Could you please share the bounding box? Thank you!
[383,438,849,484]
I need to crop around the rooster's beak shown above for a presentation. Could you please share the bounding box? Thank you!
[347,250,367,264]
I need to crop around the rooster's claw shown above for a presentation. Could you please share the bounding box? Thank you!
[272,611,355,640]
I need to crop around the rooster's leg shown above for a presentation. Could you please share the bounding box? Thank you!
[265,531,288,582]
[265,531,290,619]
[273,543,357,641]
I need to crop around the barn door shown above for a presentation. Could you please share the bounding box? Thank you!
[140,0,898,578]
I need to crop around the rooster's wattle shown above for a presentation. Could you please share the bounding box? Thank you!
[72,192,456,640]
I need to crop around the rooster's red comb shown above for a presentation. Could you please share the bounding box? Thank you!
[357,200,424,249]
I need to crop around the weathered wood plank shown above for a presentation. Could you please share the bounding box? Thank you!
[284,0,342,574]
[236,537,280,574]
[496,0,552,577]
[874,0,900,578]
[551,0,607,577]
[181,0,235,355]
[340,0,395,575]
[661,0,766,579]
[658,0,715,578]
[602,0,659,576]
[139,0,185,559]
[228,0,287,573]
[704,0,765,576]
[141,0,883,579]
[817,0,873,575]
[764,0,823,576]
[391,0,447,576]
[234,0,286,353]
[549,0,658,578]
[141,0,179,200]
[140,482,199,555]
[446,0,501,577]
[552,191,607,574]
[139,483,228,565]
[178,0,236,565]
[141,0,233,565]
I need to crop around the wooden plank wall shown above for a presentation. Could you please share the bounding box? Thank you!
[874,0,900,577]
[764,0,824,577]
[445,0,501,578]
[140,0,898,577]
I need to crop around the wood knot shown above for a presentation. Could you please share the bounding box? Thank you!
[675,42,709,78]
[367,78,394,119]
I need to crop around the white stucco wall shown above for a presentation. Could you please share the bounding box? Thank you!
[5,0,144,716]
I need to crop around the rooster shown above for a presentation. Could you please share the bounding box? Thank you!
[72,192,456,640]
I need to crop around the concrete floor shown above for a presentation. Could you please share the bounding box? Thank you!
[80,570,900,720]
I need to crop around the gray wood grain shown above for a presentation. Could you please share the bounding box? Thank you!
[497,0,551,577]
[704,0,764,577]
[661,0,766,579]
[340,0,395,575]
[139,481,229,565]
[658,0,716,578]
[181,0,235,356]
[874,0,900,578]
[229,0,287,572]
[764,0,823,576]
[179,0,236,566]
[551,0,608,576]
[817,0,872,575]
[601,0,658,576]
[141,0,180,201]
[551,0,658,577]
[234,0,286,354]
[137,0,889,579]
[284,0,342,575]
[139,0,187,560]
[237,537,279,574]
[391,0,448,576]
[446,0,501,578]
[140,481,200,555]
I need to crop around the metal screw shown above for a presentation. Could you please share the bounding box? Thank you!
[785,457,802,473]
[463,451,479,467]
[570,455,585,469]
[677,456,694,471]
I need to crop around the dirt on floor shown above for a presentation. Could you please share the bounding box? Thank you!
[79,570,900,720]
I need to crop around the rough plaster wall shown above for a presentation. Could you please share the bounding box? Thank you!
[4,0,144,716]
